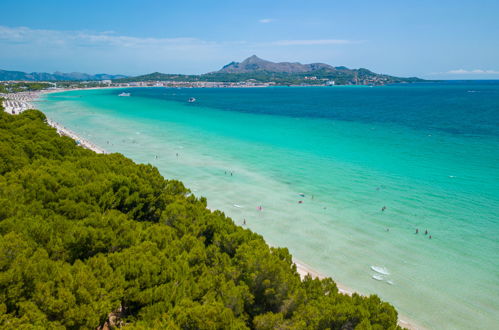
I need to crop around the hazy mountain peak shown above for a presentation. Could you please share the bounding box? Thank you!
[0,69,128,81]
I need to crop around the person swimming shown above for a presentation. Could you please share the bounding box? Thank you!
[429,235,432,239]
[425,230,428,235]
[415,228,419,234]
[381,206,387,212]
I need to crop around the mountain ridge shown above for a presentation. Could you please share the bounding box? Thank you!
[0,69,127,81]
[217,55,338,73]
[117,56,423,85]
[1,56,423,85]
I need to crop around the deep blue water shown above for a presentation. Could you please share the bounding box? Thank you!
[128,81,499,137]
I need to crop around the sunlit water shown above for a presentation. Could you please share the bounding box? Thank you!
[36,82,499,329]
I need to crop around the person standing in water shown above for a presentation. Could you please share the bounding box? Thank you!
[415,228,419,234]
[381,206,387,212]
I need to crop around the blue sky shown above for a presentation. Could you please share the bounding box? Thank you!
[1,0,498,78]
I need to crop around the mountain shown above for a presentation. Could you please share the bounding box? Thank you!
[115,56,423,86]
[218,55,336,73]
[0,69,127,81]
[211,55,423,85]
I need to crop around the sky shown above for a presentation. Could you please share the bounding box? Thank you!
[1,0,498,79]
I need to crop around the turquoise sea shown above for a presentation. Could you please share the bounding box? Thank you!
[36,82,499,329]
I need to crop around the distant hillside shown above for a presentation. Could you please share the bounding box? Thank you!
[218,55,336,73]
[0,69,127,81]
[117,55,423,86]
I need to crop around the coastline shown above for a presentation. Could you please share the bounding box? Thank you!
[1,90,106,154]
[294,259,420,330]
[46,118,107,154]
[6,87,421,329]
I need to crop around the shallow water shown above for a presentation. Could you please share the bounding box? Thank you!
[37,82,499,329]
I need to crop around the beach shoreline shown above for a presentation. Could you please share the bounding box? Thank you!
[3,88,421,330]
[1,90,107,154]
[294,259,420,330]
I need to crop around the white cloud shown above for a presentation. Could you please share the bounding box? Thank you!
[447,69,499,74]
[271,39,356,46]
[259,18,273,23]
[0,25,228,74]
[0,25,213,50]
[0,25,358,74]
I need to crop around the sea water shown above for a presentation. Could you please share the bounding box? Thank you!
[36,82,499,329]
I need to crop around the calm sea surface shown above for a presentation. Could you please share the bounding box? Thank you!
[37,82,499,329]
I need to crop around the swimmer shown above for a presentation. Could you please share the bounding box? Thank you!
[429,235,432,239]
[381,206,387,212]
[425,230,428,235]
[415,228,419,234]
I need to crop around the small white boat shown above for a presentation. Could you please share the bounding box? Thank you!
[118,92,131,97]
[188,97,196,103]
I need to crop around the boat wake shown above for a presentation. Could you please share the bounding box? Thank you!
[371,265,390,275]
